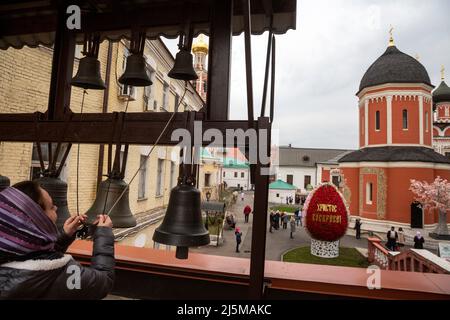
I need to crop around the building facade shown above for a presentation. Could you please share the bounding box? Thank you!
[0,38,204,220]
[432,67,450,158]
[338,36,450,233]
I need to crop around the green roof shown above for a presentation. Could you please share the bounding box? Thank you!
[222,157,249,169]
[269,179,297,190]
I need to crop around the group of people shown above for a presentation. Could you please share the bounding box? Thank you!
[269,208,303,239]
[386,226,425,251]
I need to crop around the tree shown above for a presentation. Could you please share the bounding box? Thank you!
[409,176,450,236]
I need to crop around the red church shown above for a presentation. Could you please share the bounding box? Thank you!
[338,34,450,233]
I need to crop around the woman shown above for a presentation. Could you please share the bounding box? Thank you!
[354,219,362,240]
[289,216,296,239]
[414,231,425,249]
[397,227,406,248]
[0,181,115,299]
[235,227,242,253]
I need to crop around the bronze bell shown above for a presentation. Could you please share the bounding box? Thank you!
[119,54,152,87]
[0,174,10,192]
[153,183,210,259]
[168,48,198,81]
[86,178,136,228]
[71,56,106,90]
[35,177,70,228]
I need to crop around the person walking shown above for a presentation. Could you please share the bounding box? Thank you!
[289,216,296,239]
[243,204,252,223]
[294,208,300,226]
[397,227,406,249]
[282,212,289,229]
[235,227,242,253]
[386,226,398,251]
[275,210,280,230]
[240,191,245,201]
[414,232,425,249]
[269,211,275,233]
[354,218,362,239]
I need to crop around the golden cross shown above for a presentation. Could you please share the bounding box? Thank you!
[442,65,445,81]
[388,25,395,46]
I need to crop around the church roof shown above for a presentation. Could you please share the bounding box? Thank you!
[269,179,297,190]
[433,81,450,104]
[358,46,432,95]
[338,146,450,164]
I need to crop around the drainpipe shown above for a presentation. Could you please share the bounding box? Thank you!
[97,40,113,190]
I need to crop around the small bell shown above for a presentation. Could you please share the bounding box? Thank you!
[35,176,70,228]
[85,178,136,228]
[71,56,106,90]
[119,54,152,87]
[153,182,210,259]
[168,48,198,81]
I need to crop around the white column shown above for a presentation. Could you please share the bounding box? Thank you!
[419,95,424,145]
[386,95,393,144]
[364,99,369,146]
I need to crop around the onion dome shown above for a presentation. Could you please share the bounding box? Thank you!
[358,45,432,94]
[433,67,450,104]
[192,35,208,55]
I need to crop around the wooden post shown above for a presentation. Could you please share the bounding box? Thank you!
[206,0,232,120]
[47,0,76,120]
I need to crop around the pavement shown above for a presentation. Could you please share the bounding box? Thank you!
[190,191,369,261]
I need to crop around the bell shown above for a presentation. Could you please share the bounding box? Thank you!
[71,56,106,90]
[153,183,210,259]
[0,174,10,192]
[35,177,70,228]
[86,178,136,228]
[168,48,198,81]
[119,54,152,87]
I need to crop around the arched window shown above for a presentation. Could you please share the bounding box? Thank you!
[425,111,429,132]
[375,111,380,131]
[402,109,408,130]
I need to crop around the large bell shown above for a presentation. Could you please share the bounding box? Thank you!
[168,48,198,81]
[0,174,10,192]
[153,183,210,259]
[119,54,152,87]
[71,56,106,90]
[35,177,70,228]
[86,178,136,228]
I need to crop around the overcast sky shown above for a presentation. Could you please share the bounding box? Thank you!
[164,0,450,150]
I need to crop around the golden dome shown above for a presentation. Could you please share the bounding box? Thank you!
[192,34,208,54]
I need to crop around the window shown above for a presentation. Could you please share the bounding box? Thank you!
[162,83,169,110]
[174,94,179,111]
[205,173,211,187]
[156,159,164,196]
[361,115,364,135]
[375,111,380,131]
[287,174,293,185]
[138,155,148,199]
[366,182,373,204]
[234,172,238,178]
[276,193,280,198]
[30,143,69,181]
[241,172,245,178]
[332,175,340,187]
[425,112,429,132]
[402,109,408,129]
[203,81,207,93]
[143,70,156,110]
[445,106,449,117]
[304,175,311,189]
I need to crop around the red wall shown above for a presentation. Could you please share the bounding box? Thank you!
[423,100,432,146]
[340,167,359,216]
[322,168,330,182]
[392,97,420,144]
[368,98,387,145]
[360,173,379,219]
[359,106,364,147]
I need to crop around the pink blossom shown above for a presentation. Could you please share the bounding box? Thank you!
[409,176,450,212]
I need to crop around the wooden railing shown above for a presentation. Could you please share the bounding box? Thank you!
[367,237,450,274]
[67,240,450,300]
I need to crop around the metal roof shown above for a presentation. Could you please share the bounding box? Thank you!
[278,147,351,167]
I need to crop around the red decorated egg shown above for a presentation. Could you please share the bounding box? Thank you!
[304,183,349,242]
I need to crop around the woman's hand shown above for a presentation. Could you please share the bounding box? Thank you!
[63,214,87,237]
[94,215,113,228]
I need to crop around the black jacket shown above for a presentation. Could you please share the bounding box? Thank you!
[0,227,115,300]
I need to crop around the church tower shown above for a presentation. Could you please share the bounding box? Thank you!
[192,35,208,102]
[432,66,450,157]
[338,29,450,231]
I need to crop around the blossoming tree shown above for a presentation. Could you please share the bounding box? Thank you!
[409,176,450,237]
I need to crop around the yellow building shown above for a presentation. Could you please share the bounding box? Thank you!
[0,38,204,223]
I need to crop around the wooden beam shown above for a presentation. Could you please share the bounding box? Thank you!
[47,0,75,120]
[0,112,258,146]
[206,0,232,120]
